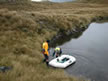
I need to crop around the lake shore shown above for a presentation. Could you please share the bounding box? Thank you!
[0,1,108,81]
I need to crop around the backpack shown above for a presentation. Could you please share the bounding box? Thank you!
[41,48,45,53]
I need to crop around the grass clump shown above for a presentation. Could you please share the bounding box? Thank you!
[0,1,108,81]
[77,0,108,4]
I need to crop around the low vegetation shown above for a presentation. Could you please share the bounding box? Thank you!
[77,0,108,4]
[0,0,108,81]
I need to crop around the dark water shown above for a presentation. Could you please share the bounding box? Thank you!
[58,23,108,81]
[51,0,75,2]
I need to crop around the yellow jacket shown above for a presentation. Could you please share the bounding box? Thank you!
[55,47,60,51]
[42,42,49,56]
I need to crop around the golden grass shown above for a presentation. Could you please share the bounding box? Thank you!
[0,1,108,81]
[77,0,108,4]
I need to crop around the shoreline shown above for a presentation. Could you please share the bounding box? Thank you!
[0,2,108,81]
[50,16,108,47]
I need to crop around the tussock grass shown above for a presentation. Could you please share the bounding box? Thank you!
[77,0,108,4]
[0,1,108,81]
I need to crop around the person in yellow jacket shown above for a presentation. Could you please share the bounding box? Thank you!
[53,47,62,58]
[42,40,50,66]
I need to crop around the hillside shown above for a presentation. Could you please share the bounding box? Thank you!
[0,1,108,81]
[77,0,108,3]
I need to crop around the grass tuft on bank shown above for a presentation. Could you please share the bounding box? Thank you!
[0,1,108,81]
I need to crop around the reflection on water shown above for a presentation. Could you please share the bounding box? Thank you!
[59,23,108,81]
[50,31,83,47]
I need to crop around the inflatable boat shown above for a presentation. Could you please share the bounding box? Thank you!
[49,55,76,68]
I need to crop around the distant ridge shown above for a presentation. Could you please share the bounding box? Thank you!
[78,0,108,3]
[31,0,49,2]
[0,0,30,3]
